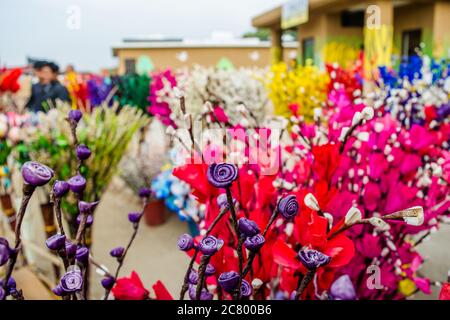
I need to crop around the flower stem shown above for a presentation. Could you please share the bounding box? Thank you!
[339,119,363,154]
[242,253,256,278]
[74,212,88,246]
[180,247,200,300]
[103,198,148,300]
[51,195,71,274]
[234,235,245,300]
[262,206,279,238]
[195,255,210,300]
[52,195,66,237]
[180,205,230,300]
[328,213,408,240]
[241,205,280,286]
[103,224,139,300]
[295,269,315,300]
[1,184,35,299]
[225,187,244,300]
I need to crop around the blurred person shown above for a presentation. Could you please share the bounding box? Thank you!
[65,64,75,74]
[64,63,87,109]
[25,61,70,112]
[30,60,46,83]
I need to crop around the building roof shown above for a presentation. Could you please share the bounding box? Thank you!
[112,38,298,56]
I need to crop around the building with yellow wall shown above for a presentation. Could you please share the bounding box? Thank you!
[252,0,450,74]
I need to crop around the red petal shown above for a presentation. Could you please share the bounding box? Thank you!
[272,239,301,269]
[130,271,145,288]
[112,272,150,300]
[173,164,212,202]
[324,234,355,268]
[439,283,450,300]
[152,280,173,300]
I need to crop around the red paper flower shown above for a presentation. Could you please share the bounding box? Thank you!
[173,163,217,203]
[112,271,149,300]
[0,68,22,93]
[273,208,355,295]
[312,143,340,181]
[439,283,450,300]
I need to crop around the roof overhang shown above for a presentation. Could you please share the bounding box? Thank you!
[251,0,432,29]
[252,6,282,29]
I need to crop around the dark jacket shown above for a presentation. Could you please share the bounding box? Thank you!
[26,81,70,112]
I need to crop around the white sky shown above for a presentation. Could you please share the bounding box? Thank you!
[0,0,285,71]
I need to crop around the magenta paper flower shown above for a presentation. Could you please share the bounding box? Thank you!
[212,106,229,123]
[408,125,436,151]
[363,181,381,212]
[369,153,388,180]
[356,234,381,259]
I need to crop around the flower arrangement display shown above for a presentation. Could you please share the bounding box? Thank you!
[150,146,203,234]
[119,122,167,195]
[0,52,449,302]
[64,71,151,113]
[377,56,450,128]
[0,68,22,111]
[0,68,22,96]
[113,73,152,113]
[313,73,449,299]
[17,103,150,238]
[64,70,89,110]
[148,66,270,128]
[181,66,269,125]
[0,112,33,230]
[148,69,179,127]
[168,56,449,300]
[0,109,169,300]
[266,62,329,123]
[86,76,114,108]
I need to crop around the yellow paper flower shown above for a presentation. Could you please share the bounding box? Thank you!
[265,62,329,123]
[399,278,416,297]
[161,163,172,171]
[0,166,8,178]
[64,71,83,109]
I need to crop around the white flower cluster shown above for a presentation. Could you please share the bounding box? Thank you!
[170,66,270,126]
[120,120,168,193]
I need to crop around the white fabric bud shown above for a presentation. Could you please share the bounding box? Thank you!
[357,132,369,142]
[352,112,363,126]
[165,126,176,135]
[345,207,362,225]
[285,222,294,237]
[402,206,424,226]
[339,127,350,141]
[173,86,184,99]
[304,193,320,211]
[362,107,374,120]
[252,278,263,290]
[323,212,333,229]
